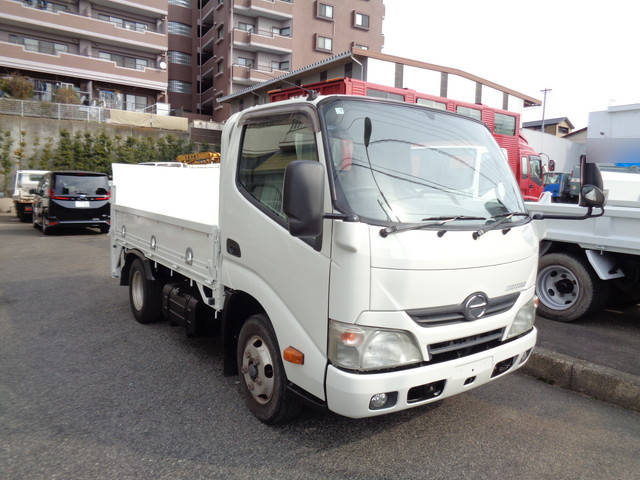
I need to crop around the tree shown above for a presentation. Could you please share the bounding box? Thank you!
[27,135,40,169]
[199,142,211,153]
[13,130,27,170]
[39,137,54,170]
[135,136,156,164]
[92,131,114,174]
[80,133,94,171]
[5,75,33,100]
[52,129,73,170]
[53,86,80,105]
[1,130,14,194]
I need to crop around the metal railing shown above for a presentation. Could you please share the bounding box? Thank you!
[0,98,108,121]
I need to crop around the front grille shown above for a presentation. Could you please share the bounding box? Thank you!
[426,328,504,365]
[407,292,520,327]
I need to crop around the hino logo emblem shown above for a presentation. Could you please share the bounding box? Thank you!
[463,292,488,321]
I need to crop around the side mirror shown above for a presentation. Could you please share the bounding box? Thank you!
[579,157,604,207]
[282,160,325,238]
[548,159,555,172]
[580,184,605,208]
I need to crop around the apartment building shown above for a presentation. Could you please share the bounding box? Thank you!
[0,0,168,111]
[168,0,384,121]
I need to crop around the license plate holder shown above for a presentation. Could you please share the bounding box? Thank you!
[75,201,90,208]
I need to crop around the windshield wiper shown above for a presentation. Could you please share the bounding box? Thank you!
[472,212,530,239]
[380,216,486,238]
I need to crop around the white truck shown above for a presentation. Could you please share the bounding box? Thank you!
[12,170,48,221]
[110,96,603,423]
[528,166,640,321]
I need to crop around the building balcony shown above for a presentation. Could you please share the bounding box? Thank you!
[201,56,219,77]
[92,0,168,16]
[0,41,167,91]
[232,28,292,54]
[0,0,167,53]
[201,26,220,47]
[233,0,293,20]
[201,86,217,105]
[201,0,217,20]
[231,64,287,86]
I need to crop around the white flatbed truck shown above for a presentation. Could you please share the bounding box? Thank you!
[110,96,603,423]
[527,168,640,321]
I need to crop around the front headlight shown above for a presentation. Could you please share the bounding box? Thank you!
[506,296,537,339]
[328,320,423,371]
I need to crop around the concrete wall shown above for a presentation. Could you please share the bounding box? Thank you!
[521,129,586,172]
[0,114,190,192]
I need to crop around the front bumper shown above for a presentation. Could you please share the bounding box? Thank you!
[326,327,536,418]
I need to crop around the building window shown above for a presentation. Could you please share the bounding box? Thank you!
[238,22,254,32]
[216,26,224,40]
[456,105,482,121]
[169,0,191,7]
[316,35,332,52]
[168,80,192,94]
[99,51,149,70]
[237,57,254,68]
[238,115,319,218]
[216,61,224,74]
[353,43,368,50]
[271,60,289,71]
[168,21,192,36]
[10,34,68,55]
[354,12,370,29]
[125,94,148,112]
[168,51,192,65]
[417,98,447,110]
[317,3,334,20]
[98,14,149,32]
[494,113,516,136]
[558,126,569,134]
[272,26,291,37]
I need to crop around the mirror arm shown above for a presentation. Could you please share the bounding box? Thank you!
[324,212,360,222]
[532,206,605,221]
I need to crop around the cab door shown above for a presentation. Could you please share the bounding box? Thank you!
[220,107,332,400]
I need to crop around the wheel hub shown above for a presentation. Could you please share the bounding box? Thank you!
[537,265,580,311]
[241,335,275,405]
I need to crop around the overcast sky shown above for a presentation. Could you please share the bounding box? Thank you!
[382,0,640,128]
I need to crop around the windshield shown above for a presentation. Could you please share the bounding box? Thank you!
[321,99,524,225]
[18,173,44,187]
[52,174,109,195]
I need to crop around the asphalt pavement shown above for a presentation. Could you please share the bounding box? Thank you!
[1,212,640,480]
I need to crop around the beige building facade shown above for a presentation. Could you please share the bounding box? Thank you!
[0,0,169,110]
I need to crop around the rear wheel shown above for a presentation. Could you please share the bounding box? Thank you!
[536,252,601,322]
[41,217,51,235]
[237,314,301,424]
[128,258,162,324]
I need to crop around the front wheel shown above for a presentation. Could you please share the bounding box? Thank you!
[536,252,601,322]
[128,258,162,324]
[237,314,301,424]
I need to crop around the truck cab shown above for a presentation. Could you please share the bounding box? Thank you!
[518,140,544,201]
[12,170,48,222]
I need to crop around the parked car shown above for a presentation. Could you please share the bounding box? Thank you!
[32,171,111,234]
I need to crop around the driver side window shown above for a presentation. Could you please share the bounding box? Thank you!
[238,114,318,219]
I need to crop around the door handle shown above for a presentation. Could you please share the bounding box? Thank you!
[226,238,241,257]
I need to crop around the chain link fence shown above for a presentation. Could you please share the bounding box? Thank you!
[0,98,109,122]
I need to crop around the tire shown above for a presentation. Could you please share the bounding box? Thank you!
[128,258,162,324]
[237,314,301,424]
[99,224,110,234]
[42,218,51,236]
[536,252,602,322]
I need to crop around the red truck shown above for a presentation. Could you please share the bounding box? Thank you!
[269,78,544,201]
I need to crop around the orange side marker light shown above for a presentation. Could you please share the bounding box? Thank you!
[283,347,304,365]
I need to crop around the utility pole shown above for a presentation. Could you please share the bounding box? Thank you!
[540,88,552,134]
